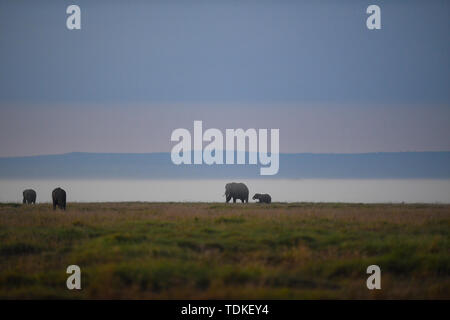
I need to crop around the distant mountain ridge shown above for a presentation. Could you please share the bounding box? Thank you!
[0,152,449,179]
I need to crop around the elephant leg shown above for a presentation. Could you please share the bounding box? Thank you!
[241,199,245,203]
[233,197,236,203]
[53,201,56,210]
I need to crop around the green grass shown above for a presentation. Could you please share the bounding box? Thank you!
[0,202,449,299]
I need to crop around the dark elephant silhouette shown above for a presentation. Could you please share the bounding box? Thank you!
[22,189,36,204]
[52,187,66,210]
[224,182,249,203]
[252,193,271,204]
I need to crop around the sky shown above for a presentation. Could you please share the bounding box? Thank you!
[0,0,449,157]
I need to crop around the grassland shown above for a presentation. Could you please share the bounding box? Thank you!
[0,202,449,299]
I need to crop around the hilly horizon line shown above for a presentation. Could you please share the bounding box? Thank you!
[0,151,449,179]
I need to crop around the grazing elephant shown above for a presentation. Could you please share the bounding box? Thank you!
[22,189,37,204]
[252,193,272,204]
[224,182,249,203]
[52,187,66,210]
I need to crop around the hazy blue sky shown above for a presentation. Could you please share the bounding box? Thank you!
[0,0,449,156]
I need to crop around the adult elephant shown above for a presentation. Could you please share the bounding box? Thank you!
[224,182,249,203]
[22,189,37,204]
[52,187,66,210]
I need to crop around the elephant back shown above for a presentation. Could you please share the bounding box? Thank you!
[226,182,249,197]
[23,189,37,202]
[52,187,66,200]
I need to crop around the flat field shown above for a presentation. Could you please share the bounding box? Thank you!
[0,202,448,299]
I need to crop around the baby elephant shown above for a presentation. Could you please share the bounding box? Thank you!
[252,193,272,204]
